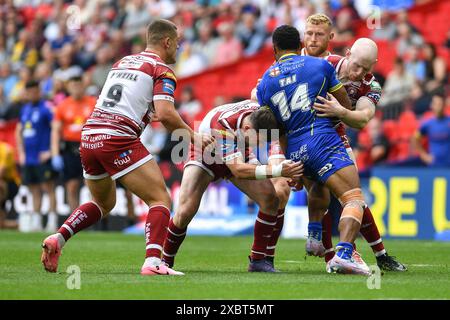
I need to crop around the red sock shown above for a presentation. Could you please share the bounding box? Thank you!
[162,218,187,267]
[360,206,386,255]
[266,208,285,258]
[145,205,170,259]
[251,211,277,260]
[321,211,335,262]
[58,202,102,241]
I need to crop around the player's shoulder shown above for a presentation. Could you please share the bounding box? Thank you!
[363,73,381,92]
[324,54,344,67]
[113,52,176,79]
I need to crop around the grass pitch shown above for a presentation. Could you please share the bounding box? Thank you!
[0,230,449,300]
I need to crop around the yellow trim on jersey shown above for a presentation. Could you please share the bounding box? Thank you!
[328,82,343,93]
[279,53,297,61]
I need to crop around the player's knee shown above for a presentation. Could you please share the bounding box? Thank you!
[256,188,279,214]
[339,188,366,224]
[275,182,291,207]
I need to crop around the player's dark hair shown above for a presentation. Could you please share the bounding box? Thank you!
[249,107,280,141]
[147,19,178,45]
[272,25,301,51]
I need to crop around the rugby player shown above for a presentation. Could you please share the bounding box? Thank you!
[41,19,215,276]
[162,99,304,273]
[257,25,371,275]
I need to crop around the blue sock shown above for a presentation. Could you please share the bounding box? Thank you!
[308,222,322,241]
[336,242,353,260]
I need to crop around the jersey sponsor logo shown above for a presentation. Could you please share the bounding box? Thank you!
[162,79,175,95]
[81,141,104,150]
[113,150,133,167]
[289,144,309,163]
[367,92,381,104]
[318,163,333,176]
[370,80,382,92]
[117,59,144,69]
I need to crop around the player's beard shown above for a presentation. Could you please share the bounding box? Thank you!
[306,43,328,57]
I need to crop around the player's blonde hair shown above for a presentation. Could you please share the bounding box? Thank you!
[306,13,333,27]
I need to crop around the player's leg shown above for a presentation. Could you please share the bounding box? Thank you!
[324,165,370,275]
[29,182,43,231]
[303,178,330,257]
[360,205,407,271]
[41,176,116,272]
[265,177,290,267]
[118,159,183,275]
[65,178,81,212]
[162,164,213,267]
[231,177,279,272]
[42,177,58,232]
[347,146,406,271]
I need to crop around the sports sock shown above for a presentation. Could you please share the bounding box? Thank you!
[145,205,170,259]
[266,208,285,258]
[336,242,353,260]
[308,221,322,241]
[58,202,102,242]
[162,218,187,267]
[321,211,335,262]
[251,211,277,260]
[360,206,386,256]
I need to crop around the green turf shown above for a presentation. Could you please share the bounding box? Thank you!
[0,230,449,299]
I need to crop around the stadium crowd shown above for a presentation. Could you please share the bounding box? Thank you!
[0,0,449,229]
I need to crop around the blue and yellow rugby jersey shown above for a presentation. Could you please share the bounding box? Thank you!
[256,53,343,138]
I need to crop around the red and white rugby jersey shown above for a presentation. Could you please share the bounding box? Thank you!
[325,54,382,137]
[198,100,259,162]
[83,51,177,138]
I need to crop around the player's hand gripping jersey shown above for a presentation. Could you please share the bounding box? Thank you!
[80,51,177,180]
[187,100,260,181]
[257,54,353,183]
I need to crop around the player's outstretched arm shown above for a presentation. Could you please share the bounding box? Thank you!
[154,99,215,150]
[225,156,303,181]
[313,94,375,129]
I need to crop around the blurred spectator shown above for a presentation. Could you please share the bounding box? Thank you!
[396,22,423,57]
[178,86,202,126]
[410,82,432,116]
[53,44,83,83]
[0,141,20,230]
[123,0,152,40]
[353,117,390,174]
[51,76,95,213]
[34,62,54,100]
[191,18,220,67]
[8,66,32,103]
[110,0,128,30]
[176,42,207,78]
[413,93,450,167]
[109,30,131,62]
[379,57,415,107]
[0,35,8,65]
[332,8,356,43]
[15,80,57,232]
[88,45,114,93]
[0,63,18,101]
[236,9,267,56]
[214,21,243,66]
[371,11,397,41]
[405,46,426,82]
[422,42,447,92]
[10,29,39,68]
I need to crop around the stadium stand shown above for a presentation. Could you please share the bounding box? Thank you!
[0,0,449,173]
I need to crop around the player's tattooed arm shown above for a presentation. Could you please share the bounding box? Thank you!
[313,94,375,129]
